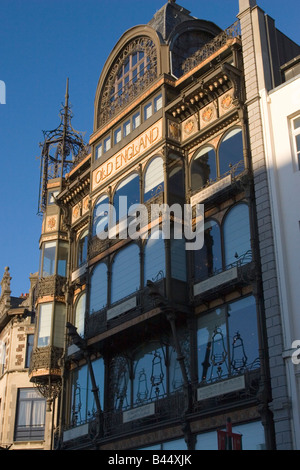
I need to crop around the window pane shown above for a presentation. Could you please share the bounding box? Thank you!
[87,357,105,413]
[197,307,228,383]
[123,120,131,137]
[104,136,111,153]
[48,190,59,205]
[169,346,184,392]
[111,244,140,303]
[25,335,34,368]
[132,112,141,130]
[57,242,68,277]
[42,241,56,277]
[144,157,164,202]
[154,94,162,112]
[71,364,88,426]
[95,143,102,160]
[53,303,66,348]
[163,438,187,450]
[293,117,300,130]
[171,238,186,281]
[219,128,243,176]
[296,133,300,152]
[114,127,122,144]
[144,102,152,120]
[75,293,86,337]
[92,195,110,237]
[191,147,217,192]
[133,343,166,405]
[110,355,131,411]
[38,303,52,347]
[228,296,260,373]
[89,263,108,314]
[78,230,88,267]
[114,173,140,223]
[194,220,222,281]
[144,230,165,285]
[223,203,252,266]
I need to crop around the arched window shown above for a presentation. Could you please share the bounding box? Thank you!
[223,203,252,266]
[113,173,140,223]
[144,229,165,285]
[111,244,140,304]
[194,219,222,281]
[75,293,86,337]
[218,128,243,176]
[89,263,108,314]
[191,146,217,192]
[144,157,164,202]
[78,230,88,267]
[92,195,110,238]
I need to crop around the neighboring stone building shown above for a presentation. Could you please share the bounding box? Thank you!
[22,0,300,451]
[0,268,52,450]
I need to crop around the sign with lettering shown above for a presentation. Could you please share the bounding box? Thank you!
[92,119,163,191]
[123,403,155,423]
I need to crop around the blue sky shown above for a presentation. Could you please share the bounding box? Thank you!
[0,0,299,297]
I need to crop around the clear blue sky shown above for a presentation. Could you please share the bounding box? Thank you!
[0,0,299,297]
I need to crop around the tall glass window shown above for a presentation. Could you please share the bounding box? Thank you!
[194,220,222,281]
[92,195,110,238]
[191,146,217,192]
[218,128,243,176]
[111,244,140,304]
[14,389,46,441]
[78,230,88,267]
[41,242,56,277]
[223,203,252,266]
[133,343,167,406]
[144,157,164,202]
[75,293,86,337]
[197,296,259,384]
[57,242,68,277]
[37,303,52,347]
[70,358,104,426]
[89,263,108,314]
[144,230,165,285]
[113,173,140,223]
[53,303,66,348]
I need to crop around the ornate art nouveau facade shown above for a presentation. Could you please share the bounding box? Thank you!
[27,0,300,451]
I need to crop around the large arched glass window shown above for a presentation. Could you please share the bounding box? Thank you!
[133,342,167,406]
[144,157,164,202]
[218,128,243,176]
[89,263,108,314]
[111,244,140,304]
[144,229,165,285]
[223,203,252,266]
[113,173,140,223]
[92,195,110,238]
[78,230,88,267]
[194,219,222,281]
[191,146,217,192]
[75,293,86,337]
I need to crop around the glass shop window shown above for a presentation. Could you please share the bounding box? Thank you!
[197,295,259,384]
[223,203,252,266]
[111,244,140,304]
[75,293,86,337]
[218,128,243,176]
[144,156,164,202]
[144,229,165,285]
[191,146,217,192]
[194,219,222,281]
[37,303,52,347]
[89,263,108,314]
[78,229,88,267]
[41,241,56,277]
